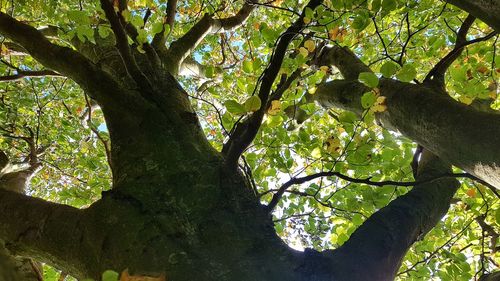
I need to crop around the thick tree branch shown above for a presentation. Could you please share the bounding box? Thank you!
[444,0,500,33]
[99,0,153,91]
[318,45,372,79]
[315,44,500,189]
[0,189,85,277]
[328,151,459,281]
[0,69,62,81]
[152,0,178,49]
[166,1,257,73]
[0,12,124,106]
[315,77,500,188]
[221,0,323,166]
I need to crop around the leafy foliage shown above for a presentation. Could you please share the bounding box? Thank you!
[0,0,499,280]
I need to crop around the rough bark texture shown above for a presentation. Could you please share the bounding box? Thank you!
[315,78,500,188]
[445,0,500,32]
[327,151,459,281]
[315,45,500,188]
[0,1,490,280]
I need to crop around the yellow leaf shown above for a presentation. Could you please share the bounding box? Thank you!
[320,66,329,74]
[466,188,476,198]
[308,86,317,94]
[325,137,341,154]
[376,96,386,104]
[304,40,315,52]
[303,17,311,24]
[299,47,309,58]
[329,27,340,40]
[0,43,8,55]
[458,96,473,105]
[267,100,281,115]
[371,104,387,113]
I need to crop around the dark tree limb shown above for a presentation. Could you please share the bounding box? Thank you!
[0,189,85,278]
[0,12,124,106]
[444,0,500,33]
[318,45,372,79]
[222,0,323,166]
[0,69,62,82]
[152,0,178,49]
[99,0,153,91]
[327,151,459,281]
[166,1,257,73]
[424,15,496,87]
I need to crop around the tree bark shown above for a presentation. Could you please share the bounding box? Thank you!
[315,46,500,188]
[445,0,500,33]
[325,150,459,281]
[0,3,480,280]
[315,78,500,188]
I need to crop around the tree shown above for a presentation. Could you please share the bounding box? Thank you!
[0,0,498,280]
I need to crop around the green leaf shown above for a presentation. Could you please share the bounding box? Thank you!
[244,96,262,112]
[67,10,90,24]
[369,0,382,12]
[495,208,500,226]
[242,60,253,73]
[352,13,370,31]
[136,29,148,44]
[361,92,377,108]
[396,64,417,82]
[331,0,343,9]
[305,7,314,19]
[381,0,397,14]
[338,111,358,123]
[130,14,144,28]
[98,25,111,38]
[205,66,215,78]
[151,22,164,35]
[358,72,379,88]
[380,61,399,78]
[102,270,119,281]
[224,100,246,114]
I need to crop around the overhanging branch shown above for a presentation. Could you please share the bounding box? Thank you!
[425,14,496,85]
[0,189,84,276]
[99,0,153,91]
[0,69,62,82]
[265,170,474,212]
[221,0,323,167]
[166,1,258,72]
[0,12,123,105]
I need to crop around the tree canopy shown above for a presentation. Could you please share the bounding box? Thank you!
[0,0,499,281]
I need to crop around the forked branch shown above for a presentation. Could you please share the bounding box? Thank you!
[425,15,496,86]
[0,12,123,105]
[221,0,323,166]
[166,1,258,71]
[152,0,178,49]
[99,0,153,91]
